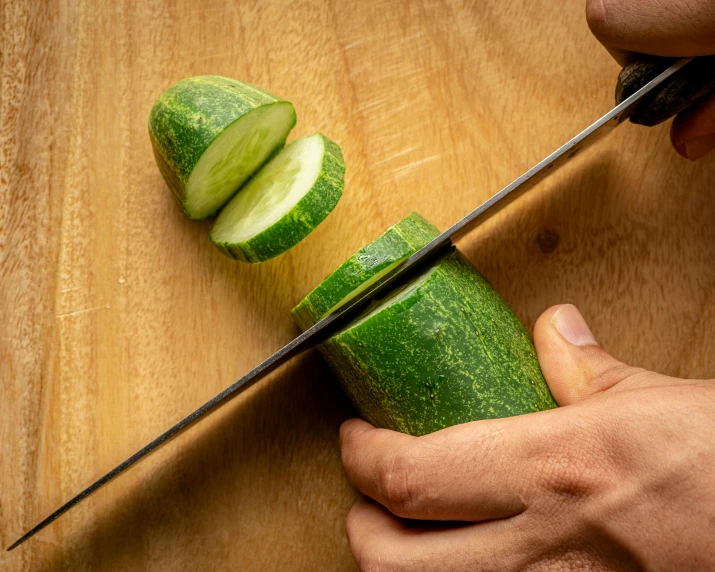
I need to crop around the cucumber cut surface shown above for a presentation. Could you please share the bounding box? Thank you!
[339,261,441,331]
[185,103,295,219]
[149,76,296,220]
[210,133,344,263]
[291,212,440,331]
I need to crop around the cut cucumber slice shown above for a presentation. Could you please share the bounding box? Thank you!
[149,76,296,220]
[291,212,440,331]
[210,133,344,263]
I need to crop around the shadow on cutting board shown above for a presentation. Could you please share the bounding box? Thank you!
[36,351,359,571]
[459,152,715,377]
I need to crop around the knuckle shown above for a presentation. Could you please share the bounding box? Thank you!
[536,422,612,502]
[376,447,424,517]
[587,359,645,393]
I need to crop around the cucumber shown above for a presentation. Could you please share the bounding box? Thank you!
[294,214,556,436]
[149,76,296,220]
[210,133,344,263]
[291,212,440,331]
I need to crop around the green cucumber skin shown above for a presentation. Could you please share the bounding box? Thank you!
[291,212,440,331]
[148,76,296,219]
[321,251,556,436]
[212,134,345,264]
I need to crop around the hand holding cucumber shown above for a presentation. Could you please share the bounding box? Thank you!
[341,1,715,570]
[341,305,715,570]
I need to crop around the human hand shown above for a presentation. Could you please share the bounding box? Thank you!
[586,0,715,160]
[340,304,715,571]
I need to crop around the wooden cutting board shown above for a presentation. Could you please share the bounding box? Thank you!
[2,0,714,569]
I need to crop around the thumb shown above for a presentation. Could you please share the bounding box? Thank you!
[533,304,645,406]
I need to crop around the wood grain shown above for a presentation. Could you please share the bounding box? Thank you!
[1,0,714,569]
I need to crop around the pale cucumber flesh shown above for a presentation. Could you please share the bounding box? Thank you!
[341,262,441,332]
[185,102,295,219]
[210,134,324,243]
[322,258,407,318]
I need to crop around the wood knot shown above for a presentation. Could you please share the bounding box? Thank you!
[536,228,560,254]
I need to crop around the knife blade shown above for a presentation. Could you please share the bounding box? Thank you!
[7,56,699,551]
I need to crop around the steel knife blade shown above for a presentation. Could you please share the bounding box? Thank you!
[7,57,696,552]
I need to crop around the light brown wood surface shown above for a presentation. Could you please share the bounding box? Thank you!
[2,0,714,569]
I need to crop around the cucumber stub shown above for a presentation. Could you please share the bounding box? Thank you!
[210,133,345,263]
[321,250,557,436]
[291,212,440,331]
[149,76,296,220]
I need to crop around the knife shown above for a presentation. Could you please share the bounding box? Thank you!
[9,55,714,551]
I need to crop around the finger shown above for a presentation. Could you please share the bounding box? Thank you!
[586,0,715,60]
[533,304,646,406]
[346,496,525,572]
[671,92,715,160]
[340,415,546,522]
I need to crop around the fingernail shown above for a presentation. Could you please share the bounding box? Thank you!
[551,304,597,347]
[682,134,715,161]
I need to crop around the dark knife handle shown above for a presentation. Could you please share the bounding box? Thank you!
[616,55,715,126]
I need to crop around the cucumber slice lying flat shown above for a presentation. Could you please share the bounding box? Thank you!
[320,250,557,436]
[210,133,344,263]
[149,76,296,220]
[291,212,439,331]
